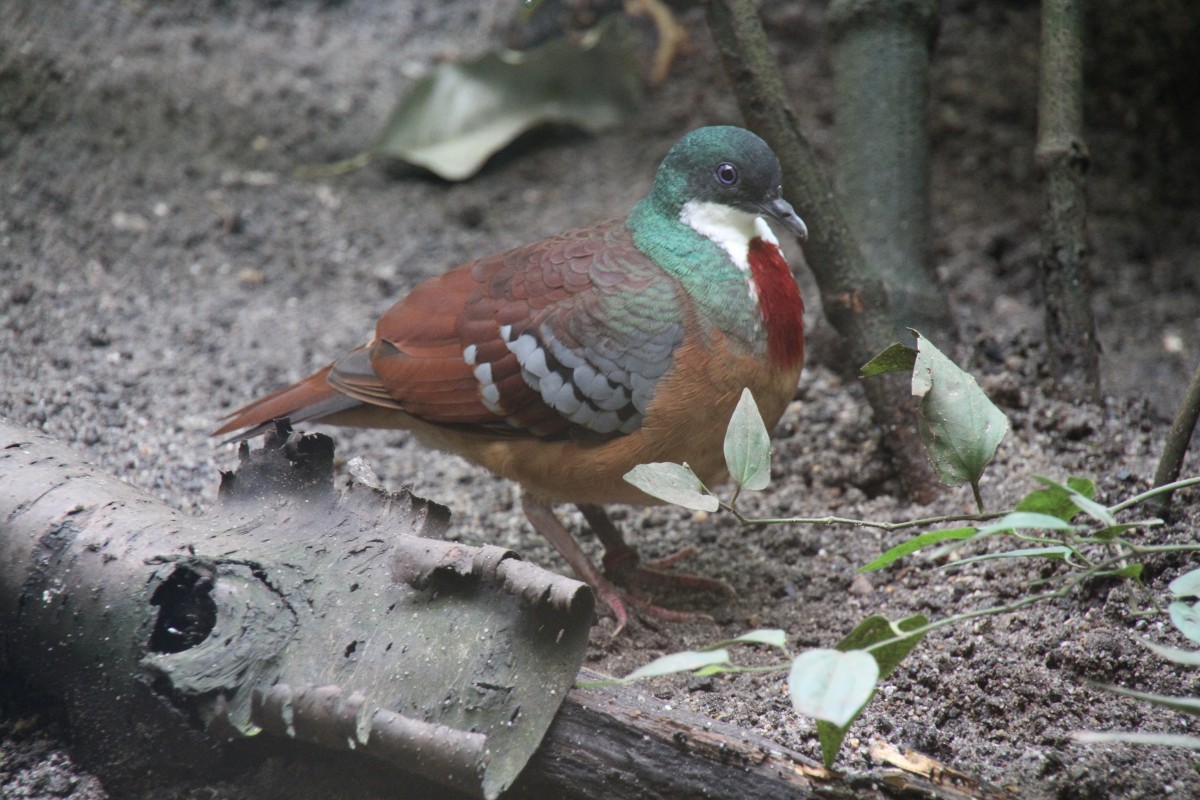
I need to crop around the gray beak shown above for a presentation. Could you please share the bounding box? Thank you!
[761,196,808,242]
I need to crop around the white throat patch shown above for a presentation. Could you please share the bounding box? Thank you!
[679,200,777,272]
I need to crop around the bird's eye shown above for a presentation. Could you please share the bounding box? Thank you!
[715,162,739,186]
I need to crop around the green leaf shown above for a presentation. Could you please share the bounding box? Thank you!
[1016,476,1096,521]
[945,546,1072,569]
[976,511,1074,535]
[1073,731,1200,749]
[623,462,719,512]
[1169,601,1200,646]
[1089,523,1144,542]
[692,663,734,677]
[1104,562,1144,580]
[858,527,977,572]
[372,17,641,180]
[1089,682,1200,718]
[814,614,927,768]
[840,614,928,676]
[625,649,731,681]
[724,389,772,491]
[788,649,878,730]
[1032,476,1115,526]
[860,343,917,378]
[1139,638,1200,667]
[910,333,1010,490]
[1169,568,1200,599]
[705,628,788,651]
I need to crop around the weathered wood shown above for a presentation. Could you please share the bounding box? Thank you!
[513,671,1016,800]
[0,422,1010,799]
[0,421,592,800]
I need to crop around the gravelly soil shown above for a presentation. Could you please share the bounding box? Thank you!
[3,1,1200,798]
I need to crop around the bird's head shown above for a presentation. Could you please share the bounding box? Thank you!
[644,126,808,243]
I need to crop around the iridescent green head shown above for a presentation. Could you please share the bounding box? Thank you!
[638,126,807,241]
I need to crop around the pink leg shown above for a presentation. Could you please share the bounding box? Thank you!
[523,497,631,634]
[522,498,715,635]
[577,504,734,596]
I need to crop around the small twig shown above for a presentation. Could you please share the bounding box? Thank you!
[863,586,1074,655]
[724,507,1005,532]
[1154,363,1200,505]
[1110,476,1200,513]
[1122,542,1200,557]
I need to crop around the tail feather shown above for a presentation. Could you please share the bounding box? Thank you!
[212,366,360,439]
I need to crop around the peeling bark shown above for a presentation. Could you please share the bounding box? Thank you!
[0,421,592,800]
[2,422,1012,799]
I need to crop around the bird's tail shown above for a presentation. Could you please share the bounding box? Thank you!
[212,365,361,440]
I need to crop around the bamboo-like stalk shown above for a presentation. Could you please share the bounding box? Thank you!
[828,0,954,346]
[1036,0,1102,400]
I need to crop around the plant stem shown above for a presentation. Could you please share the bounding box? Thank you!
[861,529,1200,655]
[716,664,790,676]
[1123,542,1200,556]
[1151,359,1200,511]
[864,586,1072,655]
[971,480,985,513]
[724,477,1200,532]
[1109,476,1200,513]
[726,508,1004,532]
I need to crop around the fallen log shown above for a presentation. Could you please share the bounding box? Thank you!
[0,419,592,799]
[512,671,1017,800]
[0,420,1013,800]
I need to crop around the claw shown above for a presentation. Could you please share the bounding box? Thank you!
[624,0,689,86]
[523,497,727,635]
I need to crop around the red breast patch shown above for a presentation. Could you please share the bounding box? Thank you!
[748,238,805,370]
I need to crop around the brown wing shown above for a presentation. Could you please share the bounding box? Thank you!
[217,219,685,442]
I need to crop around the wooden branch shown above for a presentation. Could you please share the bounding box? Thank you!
[513,671,1017,800]
[1152,357,1200,511]
[705,0,939,502]
[1036,0,1101,400]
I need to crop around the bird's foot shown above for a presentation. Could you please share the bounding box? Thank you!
[580,503,734,601]
[602,546,736,597]
[623,0,689,85]
[589,573,713,637]
[524,499,723,635]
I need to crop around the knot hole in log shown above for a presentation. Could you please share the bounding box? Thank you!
[149,564,217,654]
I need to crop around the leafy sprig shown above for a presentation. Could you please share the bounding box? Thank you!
[614,334,1200,767]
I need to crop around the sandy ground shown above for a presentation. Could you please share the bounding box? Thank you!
[3,1,1200,798]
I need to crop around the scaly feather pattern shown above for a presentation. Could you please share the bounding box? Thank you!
[215,125,811,634]
[217,220,685,441]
